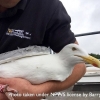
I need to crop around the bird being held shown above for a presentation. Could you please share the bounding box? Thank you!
[0,43,100,100]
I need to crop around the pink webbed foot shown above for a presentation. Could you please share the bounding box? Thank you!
[0,84,18,100]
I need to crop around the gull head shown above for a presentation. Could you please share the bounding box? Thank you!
[58,43,100,68]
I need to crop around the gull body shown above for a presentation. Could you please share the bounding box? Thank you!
[0,54,70,84]
[0,44,100,84]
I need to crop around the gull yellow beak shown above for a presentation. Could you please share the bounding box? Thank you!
[77,55,100,68]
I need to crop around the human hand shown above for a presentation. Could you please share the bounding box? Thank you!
[0,78,43,100]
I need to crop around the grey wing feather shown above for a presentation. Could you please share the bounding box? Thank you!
[0,46,50,65]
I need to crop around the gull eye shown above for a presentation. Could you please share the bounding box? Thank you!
[72,47,77,51]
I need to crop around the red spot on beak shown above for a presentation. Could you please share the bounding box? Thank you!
[93,63,98,67]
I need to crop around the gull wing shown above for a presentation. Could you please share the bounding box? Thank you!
[0,46,50,65]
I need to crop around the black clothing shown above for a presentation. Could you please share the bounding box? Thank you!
[0,0,76,53]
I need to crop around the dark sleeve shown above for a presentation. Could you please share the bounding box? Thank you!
[44,0,76,53]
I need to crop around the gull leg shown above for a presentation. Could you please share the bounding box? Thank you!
[0,84,18,100]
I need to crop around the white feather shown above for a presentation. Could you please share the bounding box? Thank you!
[0,44,88,84]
